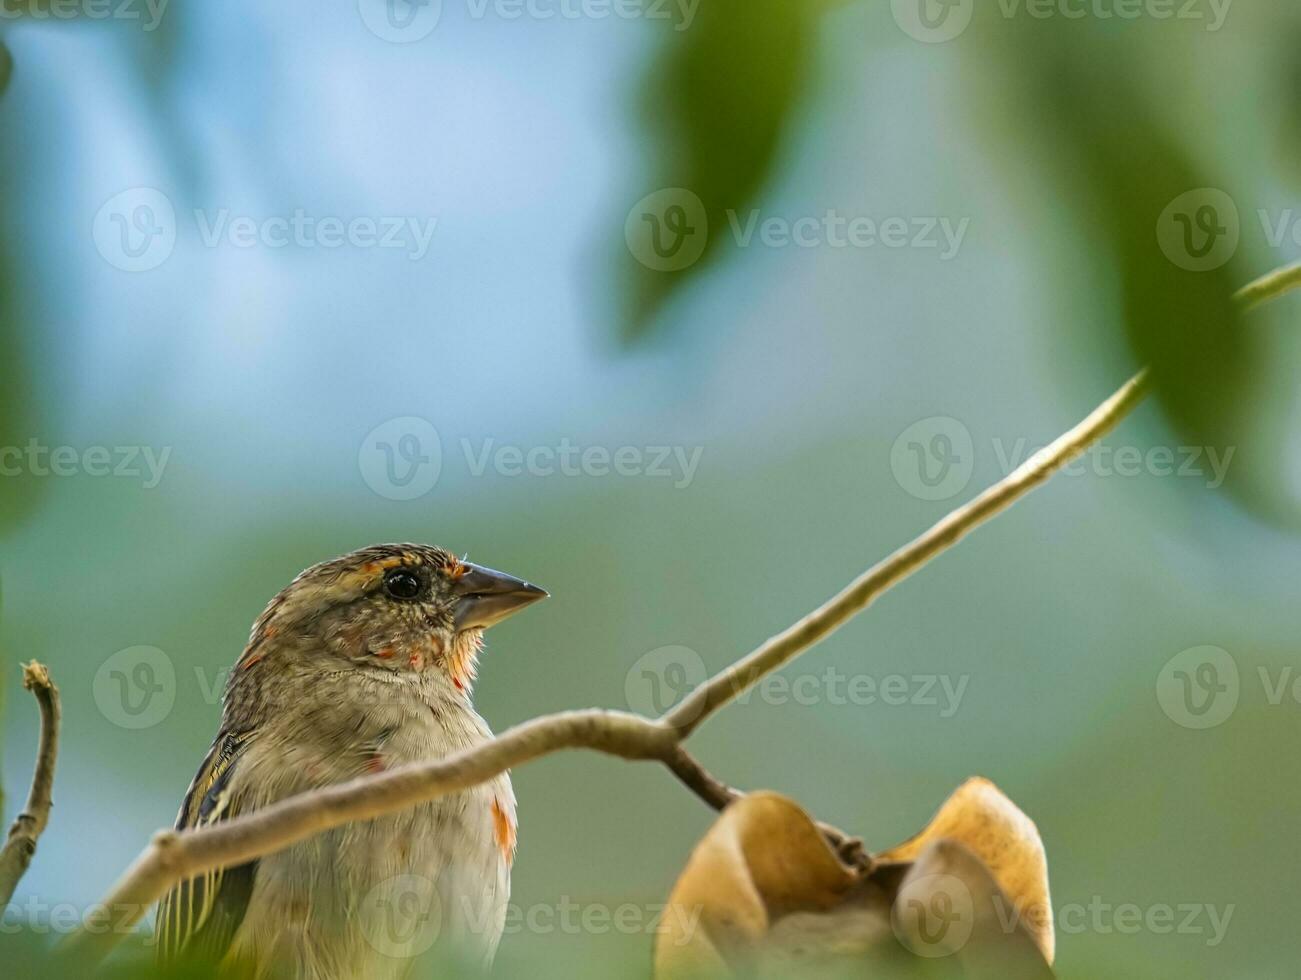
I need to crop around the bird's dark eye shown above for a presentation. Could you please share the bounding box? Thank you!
[383,569,424,600]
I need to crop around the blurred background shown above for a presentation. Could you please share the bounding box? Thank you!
[1,0,1299,976]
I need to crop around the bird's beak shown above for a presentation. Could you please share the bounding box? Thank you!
[452,562,548,631]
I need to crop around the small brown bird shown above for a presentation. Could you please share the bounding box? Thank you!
[156,544,547,979]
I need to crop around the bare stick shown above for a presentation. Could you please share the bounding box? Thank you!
[65,711,674,962]
[0,662,61,907]
[1236,259,1301,310]
[664,369,1151,736]
[663,258,1301,736]
[662,745,743,812]
[65,264,1296,961]
[663,746,868,867]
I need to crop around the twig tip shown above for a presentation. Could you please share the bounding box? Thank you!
[22,661,53,692]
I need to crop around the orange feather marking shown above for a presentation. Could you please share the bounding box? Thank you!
[491,799,517,866]
[239,647,266,670]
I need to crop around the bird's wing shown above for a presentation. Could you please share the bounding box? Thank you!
[155,731,258,967]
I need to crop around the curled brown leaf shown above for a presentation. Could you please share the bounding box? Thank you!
[656,779,1054,978]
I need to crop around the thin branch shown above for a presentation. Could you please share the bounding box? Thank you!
[664,259,1300,737]
[662,745,742,811]
[0,661,61,907]
[664,369,1151,736]
[65,263,1297,963]
[65,711,673,962]
[663,746,869,869]
[1235,259,1301,310]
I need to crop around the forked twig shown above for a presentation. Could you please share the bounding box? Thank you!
[0,662,61,907]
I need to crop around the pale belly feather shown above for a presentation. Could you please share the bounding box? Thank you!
[223,674,514,980]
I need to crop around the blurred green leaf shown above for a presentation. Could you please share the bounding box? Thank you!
[989,26,1261,505]
[616,0,838,344]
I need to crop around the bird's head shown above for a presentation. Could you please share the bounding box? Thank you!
[236,543,547,693]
